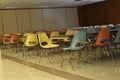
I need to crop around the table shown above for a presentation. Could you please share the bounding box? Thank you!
[50,35,70,40]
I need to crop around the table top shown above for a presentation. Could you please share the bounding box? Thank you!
[50,35,70,39]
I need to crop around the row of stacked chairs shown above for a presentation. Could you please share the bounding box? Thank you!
[0,25,120,70]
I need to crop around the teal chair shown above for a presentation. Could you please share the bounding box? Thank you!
[87,27,99,34]
[113,27,120,43]
[61,29,87,70]
[63,29,86,50]
[112,27,120,56]
[87,28,99,44]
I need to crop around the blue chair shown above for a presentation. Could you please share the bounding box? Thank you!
[61,29,87,70]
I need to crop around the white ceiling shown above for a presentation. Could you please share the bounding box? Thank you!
[0,0,105,9]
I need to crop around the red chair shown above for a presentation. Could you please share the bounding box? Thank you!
[8,34,20,53]
[0,34,3,49]
[9,34,19,44]
[89,28,112,60]
[0,34,3,43]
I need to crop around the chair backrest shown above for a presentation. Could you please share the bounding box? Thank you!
[24,33,38,47]
[50,31,60,43]
[50,31,60,37]
[116,24,120,29]
[21,33,31,43]
[37,32,52,47]
[87,28,99,34]
[9,34,19,44]
[65,30,76,36]
[69,29,87,50]
[94,28,110,46]
[113,27,120,43]
[3,34,10,44]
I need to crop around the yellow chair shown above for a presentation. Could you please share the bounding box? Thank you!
[17,33,24,43]
[23,33,38,58]
[50,31,60,43]
[37,32,59,63]
[38,32,59,48]
[63,30,77,42]
[50,31,60,37]
[24,33,38,47]
[21,33,30,43]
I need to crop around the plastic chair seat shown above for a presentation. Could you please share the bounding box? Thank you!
[42,44,59,48]
[63,46,84,50]
[89,43,107,47]
[63,38,71,42]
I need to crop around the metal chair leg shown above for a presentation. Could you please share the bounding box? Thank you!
[47,52,52,64]
[69,61,75,71]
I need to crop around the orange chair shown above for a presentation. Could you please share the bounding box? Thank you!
[90,28,110,46]
[89,28,111,60]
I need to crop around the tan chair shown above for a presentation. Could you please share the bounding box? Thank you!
[63,30,77,42]
[50,31,60,43]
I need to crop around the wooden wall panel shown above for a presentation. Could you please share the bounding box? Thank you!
[1,10,18,34]
[16,10,31,33]
[0,11,3,34]
[77,7,82,26]
[78,0,120,26]
[66,8,79,27]
[80,1,108,26]
[29,9,44,31]
[106,0,120,24]
[54,8,67,29]
[42,9,55,30]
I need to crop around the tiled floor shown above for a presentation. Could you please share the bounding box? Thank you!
[0,59,67,80]
[1,47,120,80]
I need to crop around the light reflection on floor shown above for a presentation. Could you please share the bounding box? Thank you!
[1,48,120,80]
[0,59,67,80]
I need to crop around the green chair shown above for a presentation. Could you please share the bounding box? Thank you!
[61,29,87,70]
